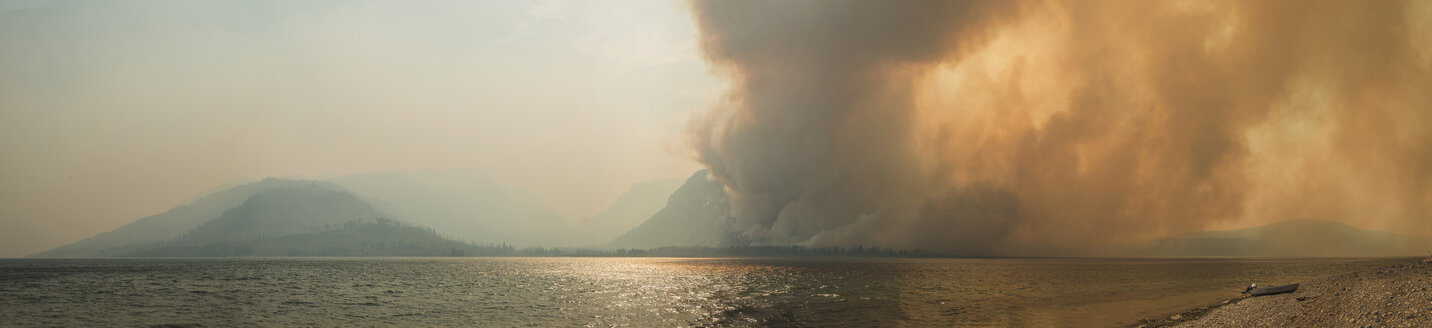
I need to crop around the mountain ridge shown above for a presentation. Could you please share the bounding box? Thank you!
[26,173,559,258]
[575,178,684,245]
[1149,219,1432,257]
[28,178,344,258]
[607,170,733,249]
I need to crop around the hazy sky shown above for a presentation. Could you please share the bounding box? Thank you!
[5,0,1430,258]
[0,0,717,257]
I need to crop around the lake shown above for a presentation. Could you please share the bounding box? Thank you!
[0,257,1409,327]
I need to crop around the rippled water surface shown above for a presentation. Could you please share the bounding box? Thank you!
[0,257,1409,327]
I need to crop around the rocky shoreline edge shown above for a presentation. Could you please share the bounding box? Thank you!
[1134,258,1432,328]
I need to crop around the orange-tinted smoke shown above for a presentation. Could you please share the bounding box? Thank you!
[689,0,1432,255]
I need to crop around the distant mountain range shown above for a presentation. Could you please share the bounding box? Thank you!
[31,180,494,257]
[116,184,497,257]
[33,168,1427,258]
[127,223,508,257]
[1147,219,1432,257]
[32,179,338,257]
[28,170,704,258]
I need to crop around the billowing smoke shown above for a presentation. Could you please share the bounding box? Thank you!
[688,0,1432,255]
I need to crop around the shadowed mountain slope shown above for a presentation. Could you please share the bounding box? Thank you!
[29,179,340,258]
[607,170,732,249]
[575,178,683,245]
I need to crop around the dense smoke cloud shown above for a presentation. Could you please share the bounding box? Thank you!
[689,0,1432,255]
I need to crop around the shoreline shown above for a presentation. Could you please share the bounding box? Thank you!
[1134,295,1249,328]
[1134,258,1432,327]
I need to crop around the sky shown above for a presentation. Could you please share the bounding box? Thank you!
[0,0,718,257]
[4,0,1431,258]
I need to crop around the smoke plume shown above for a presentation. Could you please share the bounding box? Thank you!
[688,0,1432,255]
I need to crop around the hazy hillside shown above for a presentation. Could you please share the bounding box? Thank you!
[176,185,390,243]
[575,178,683,245]
[32,170,582,258]
[32,180,504,258]
[1149,220,1432,257]
[29,179,340,258]
[608,170,732,249]
[125,222,506,257]
[325,170,575,246]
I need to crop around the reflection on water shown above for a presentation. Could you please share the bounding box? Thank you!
[0,257,1408,327]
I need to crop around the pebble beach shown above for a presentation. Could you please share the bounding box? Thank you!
[1137,258,1432,328]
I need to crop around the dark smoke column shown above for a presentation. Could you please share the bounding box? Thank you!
[688,0,1016,249]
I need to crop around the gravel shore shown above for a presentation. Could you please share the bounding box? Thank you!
[1136,258,1432,327]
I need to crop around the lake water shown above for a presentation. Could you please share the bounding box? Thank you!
[0,257,1409,327]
